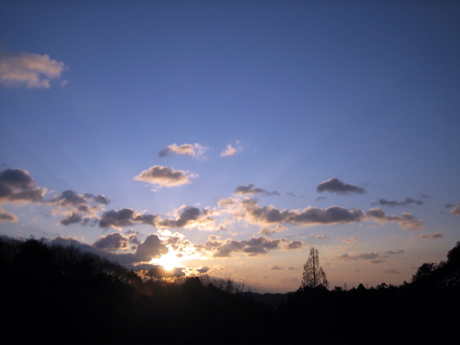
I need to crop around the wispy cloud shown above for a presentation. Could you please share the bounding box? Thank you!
[220,141,241,157]
[317,178,366,195]
[446,202,460,215]
[0,209,18,223]
[419,232,444,239]
[372,198,424,207]
[234,184,280,196]
[159,143,208,159]
[0,51,66,88]
[134,165,196,188]
[334,252,385,263]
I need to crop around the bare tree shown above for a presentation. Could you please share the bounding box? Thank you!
[301,247,329,289]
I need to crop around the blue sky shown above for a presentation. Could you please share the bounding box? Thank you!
[1,0,459,292]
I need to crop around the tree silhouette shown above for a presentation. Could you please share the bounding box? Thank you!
[301,247,329,289]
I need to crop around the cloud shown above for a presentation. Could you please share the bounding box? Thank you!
[93,232,132,252]
[446,202,460,215]
[98,205,217,231]
[234,184,280,196]
[366,208,425,231]
[316,178,366,195]
[239,198,365,227]
[159,143,208,158]
[271,266,283,270]
[258,224,288,236]
[419,232,444,239]
[384,250,404,255]
[205,234,306,257]
[372,198,424,207]
[0,51,66,88]
[157,206,216,230]
[334,252,384,263]
[0,210,18,222]
[0,168,47,204]
[135,234,169,262]
[99,208,158,229]
[220,141,241,157]
[47,189,110,226]
[134,165,196,188]
[384,269,401,274]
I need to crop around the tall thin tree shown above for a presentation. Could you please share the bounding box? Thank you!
[301,247,329,289]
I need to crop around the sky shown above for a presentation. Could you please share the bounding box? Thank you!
[0,0,459,293]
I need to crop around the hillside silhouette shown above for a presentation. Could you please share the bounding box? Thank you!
[1,236,459,344]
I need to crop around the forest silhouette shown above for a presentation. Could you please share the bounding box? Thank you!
[1,236,459,344]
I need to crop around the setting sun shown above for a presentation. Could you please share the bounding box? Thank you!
[151,247,184,271]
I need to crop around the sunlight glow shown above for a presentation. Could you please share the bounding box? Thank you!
[150,246,184,271]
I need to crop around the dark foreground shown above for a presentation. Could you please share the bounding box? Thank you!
[1,237,459,344]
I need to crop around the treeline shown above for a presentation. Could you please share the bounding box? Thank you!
[1,236,459,344]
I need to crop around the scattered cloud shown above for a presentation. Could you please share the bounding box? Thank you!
[157,205,217,230]
[205,234,305,257]
[384,269,401,274]
[334,252,384,263]
[99,208,158,229]
[0,50,66,88]
[258,224,288,236]
[234,184,280,196]
[384,250,404,255]
[446,202,460,215]
[271,266,283,270]
[93,232,133,252]
[316,178,366,195]
[419,232,444,239]
[366,208,425,231]
[0,168,47,204]
[220,141,241,157]
[239,198,365,227]
[372,198,424,207]
[134,165,196,188]
[47,189,110,226]
[159,143,208,158]
[0,209,18,223]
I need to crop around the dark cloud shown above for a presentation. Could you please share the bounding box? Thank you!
[384,250,404,255]
[0,168,46,204]
[240,198,365,226]
[317,178,366,195]
[0,210,18,222]
[47,190,110,226]
[234,184,280,196]
[93,232,131,252]
[134,165,195,187]
[271,266,283,270]
[373,198,424,207]
[419,232,444,239]
[206,235,306,258]
[158,206,214,229]
[366,208,425,231]
[135,234,168,261]
[335,252,384,262]
[99,208,158,229]
[445,202,460,215]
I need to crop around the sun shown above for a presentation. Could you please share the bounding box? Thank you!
[151,248,183,271]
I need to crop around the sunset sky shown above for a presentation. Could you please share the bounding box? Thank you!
[1,0,459,293]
